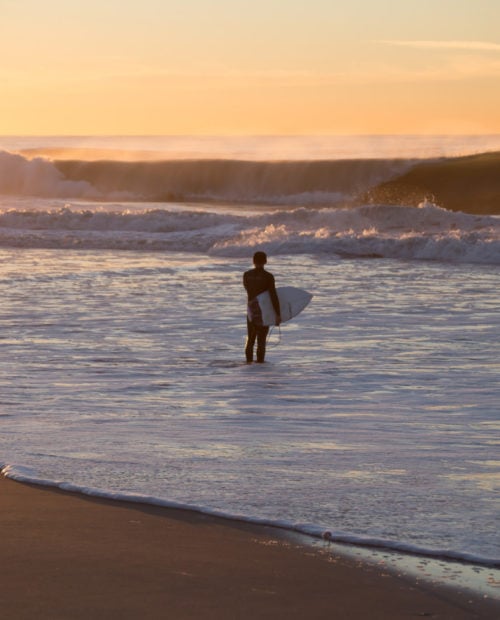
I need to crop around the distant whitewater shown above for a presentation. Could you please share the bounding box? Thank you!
[0,200,498,264]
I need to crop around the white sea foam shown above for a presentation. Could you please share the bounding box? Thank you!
[0,199,498,263]
[0,151,101,199]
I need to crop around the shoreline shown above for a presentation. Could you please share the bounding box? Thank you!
[4,465,498,570]
[1,476,498,619]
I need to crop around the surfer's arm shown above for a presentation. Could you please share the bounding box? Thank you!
[242,272,250,296]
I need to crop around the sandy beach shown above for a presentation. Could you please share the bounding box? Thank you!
[0,476,497,620]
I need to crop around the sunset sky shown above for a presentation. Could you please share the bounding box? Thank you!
[1,0,500,135]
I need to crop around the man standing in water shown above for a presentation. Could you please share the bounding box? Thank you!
[243,251,281,363]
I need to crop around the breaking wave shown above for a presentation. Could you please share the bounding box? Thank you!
[2,148,499,214]
[0,150,414,205]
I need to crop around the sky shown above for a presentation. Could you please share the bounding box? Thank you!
[1,0,500,135]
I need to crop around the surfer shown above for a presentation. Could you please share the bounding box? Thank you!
[243,251,281,363]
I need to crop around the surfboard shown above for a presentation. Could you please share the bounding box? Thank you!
[249,286,313,326]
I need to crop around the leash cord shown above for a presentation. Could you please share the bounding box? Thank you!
[267,324,282,347]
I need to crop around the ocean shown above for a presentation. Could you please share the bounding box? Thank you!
[0,135,499,595]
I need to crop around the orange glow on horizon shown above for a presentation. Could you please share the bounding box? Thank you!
[1,1,499,135]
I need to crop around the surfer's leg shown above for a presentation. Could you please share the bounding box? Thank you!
[256,326,269,363]
[245,319,257,362]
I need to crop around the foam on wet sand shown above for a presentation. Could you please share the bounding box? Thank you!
[1,476,498,620]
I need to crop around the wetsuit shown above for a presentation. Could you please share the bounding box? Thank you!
[243,266,280,363]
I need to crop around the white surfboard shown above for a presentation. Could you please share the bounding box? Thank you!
[252,286,313,326]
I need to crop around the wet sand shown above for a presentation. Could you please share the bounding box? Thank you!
[0,476,498,619]
[366,151,500,214]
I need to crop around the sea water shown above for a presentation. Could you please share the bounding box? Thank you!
[0,136,499,596]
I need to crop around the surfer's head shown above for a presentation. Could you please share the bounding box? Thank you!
[253,251,267,267]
